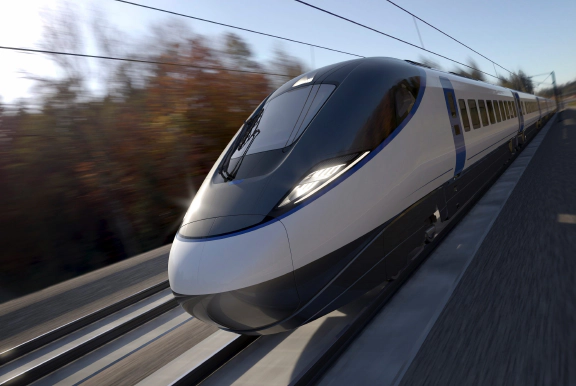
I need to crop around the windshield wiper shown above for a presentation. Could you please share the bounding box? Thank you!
[220,105,265,181]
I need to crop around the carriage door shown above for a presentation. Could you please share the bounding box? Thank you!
[512,92,524,134]
[440,77,466,176]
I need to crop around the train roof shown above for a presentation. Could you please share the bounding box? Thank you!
[275,57,552,103]
[403,59,552,101]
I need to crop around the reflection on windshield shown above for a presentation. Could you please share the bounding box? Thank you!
[286,85,336,145]
[232,84,335,158]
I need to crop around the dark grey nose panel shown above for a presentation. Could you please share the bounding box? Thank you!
[179,215,266,238]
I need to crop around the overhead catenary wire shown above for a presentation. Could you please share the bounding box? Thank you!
[294,0,505,82]
[534,72,552,85]
[529,72,552,78]
[385,0,513,75]
[113,0,364,59]
[0,45,295,77]
[4,2,524,84]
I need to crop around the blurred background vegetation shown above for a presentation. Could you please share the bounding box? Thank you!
[0,5,306,301]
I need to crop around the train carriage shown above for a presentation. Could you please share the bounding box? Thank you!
[169,57,555,334]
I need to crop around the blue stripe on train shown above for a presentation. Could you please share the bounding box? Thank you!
[439,77,466,176]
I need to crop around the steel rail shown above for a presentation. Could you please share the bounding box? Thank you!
[170,335,259,386]
[0,297,177,386]
[0,280,169,367]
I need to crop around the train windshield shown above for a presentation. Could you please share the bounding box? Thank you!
[231,84,335,158]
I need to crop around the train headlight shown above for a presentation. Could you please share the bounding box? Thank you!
[278,151,369,207]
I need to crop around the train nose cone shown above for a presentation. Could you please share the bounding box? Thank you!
[169,219,300,333]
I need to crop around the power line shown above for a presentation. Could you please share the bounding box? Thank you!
[0,45,294,77]
[294,0,504,82]
[529,72,552,78]
[535,72,553,85]
[113,0,364,59]
[385,0,513,75]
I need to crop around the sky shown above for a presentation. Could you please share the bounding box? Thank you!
[1,0,575,104]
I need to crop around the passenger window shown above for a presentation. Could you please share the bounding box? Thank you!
[447,92,457,118]
[507,101,512,118]
[493,100,502,122]
[468,99,481,129]
[478,100,489,126]
[522,101,526,115]
[511,102,517,118]
[487,100,496,124]
[458,99,471,131]
[499,101,506,120]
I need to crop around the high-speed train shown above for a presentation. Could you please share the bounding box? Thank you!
[169,57,555,335]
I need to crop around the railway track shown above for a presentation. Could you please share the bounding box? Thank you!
[0,273,403,385]
[0,283,172,385]
[0,281,170,367]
